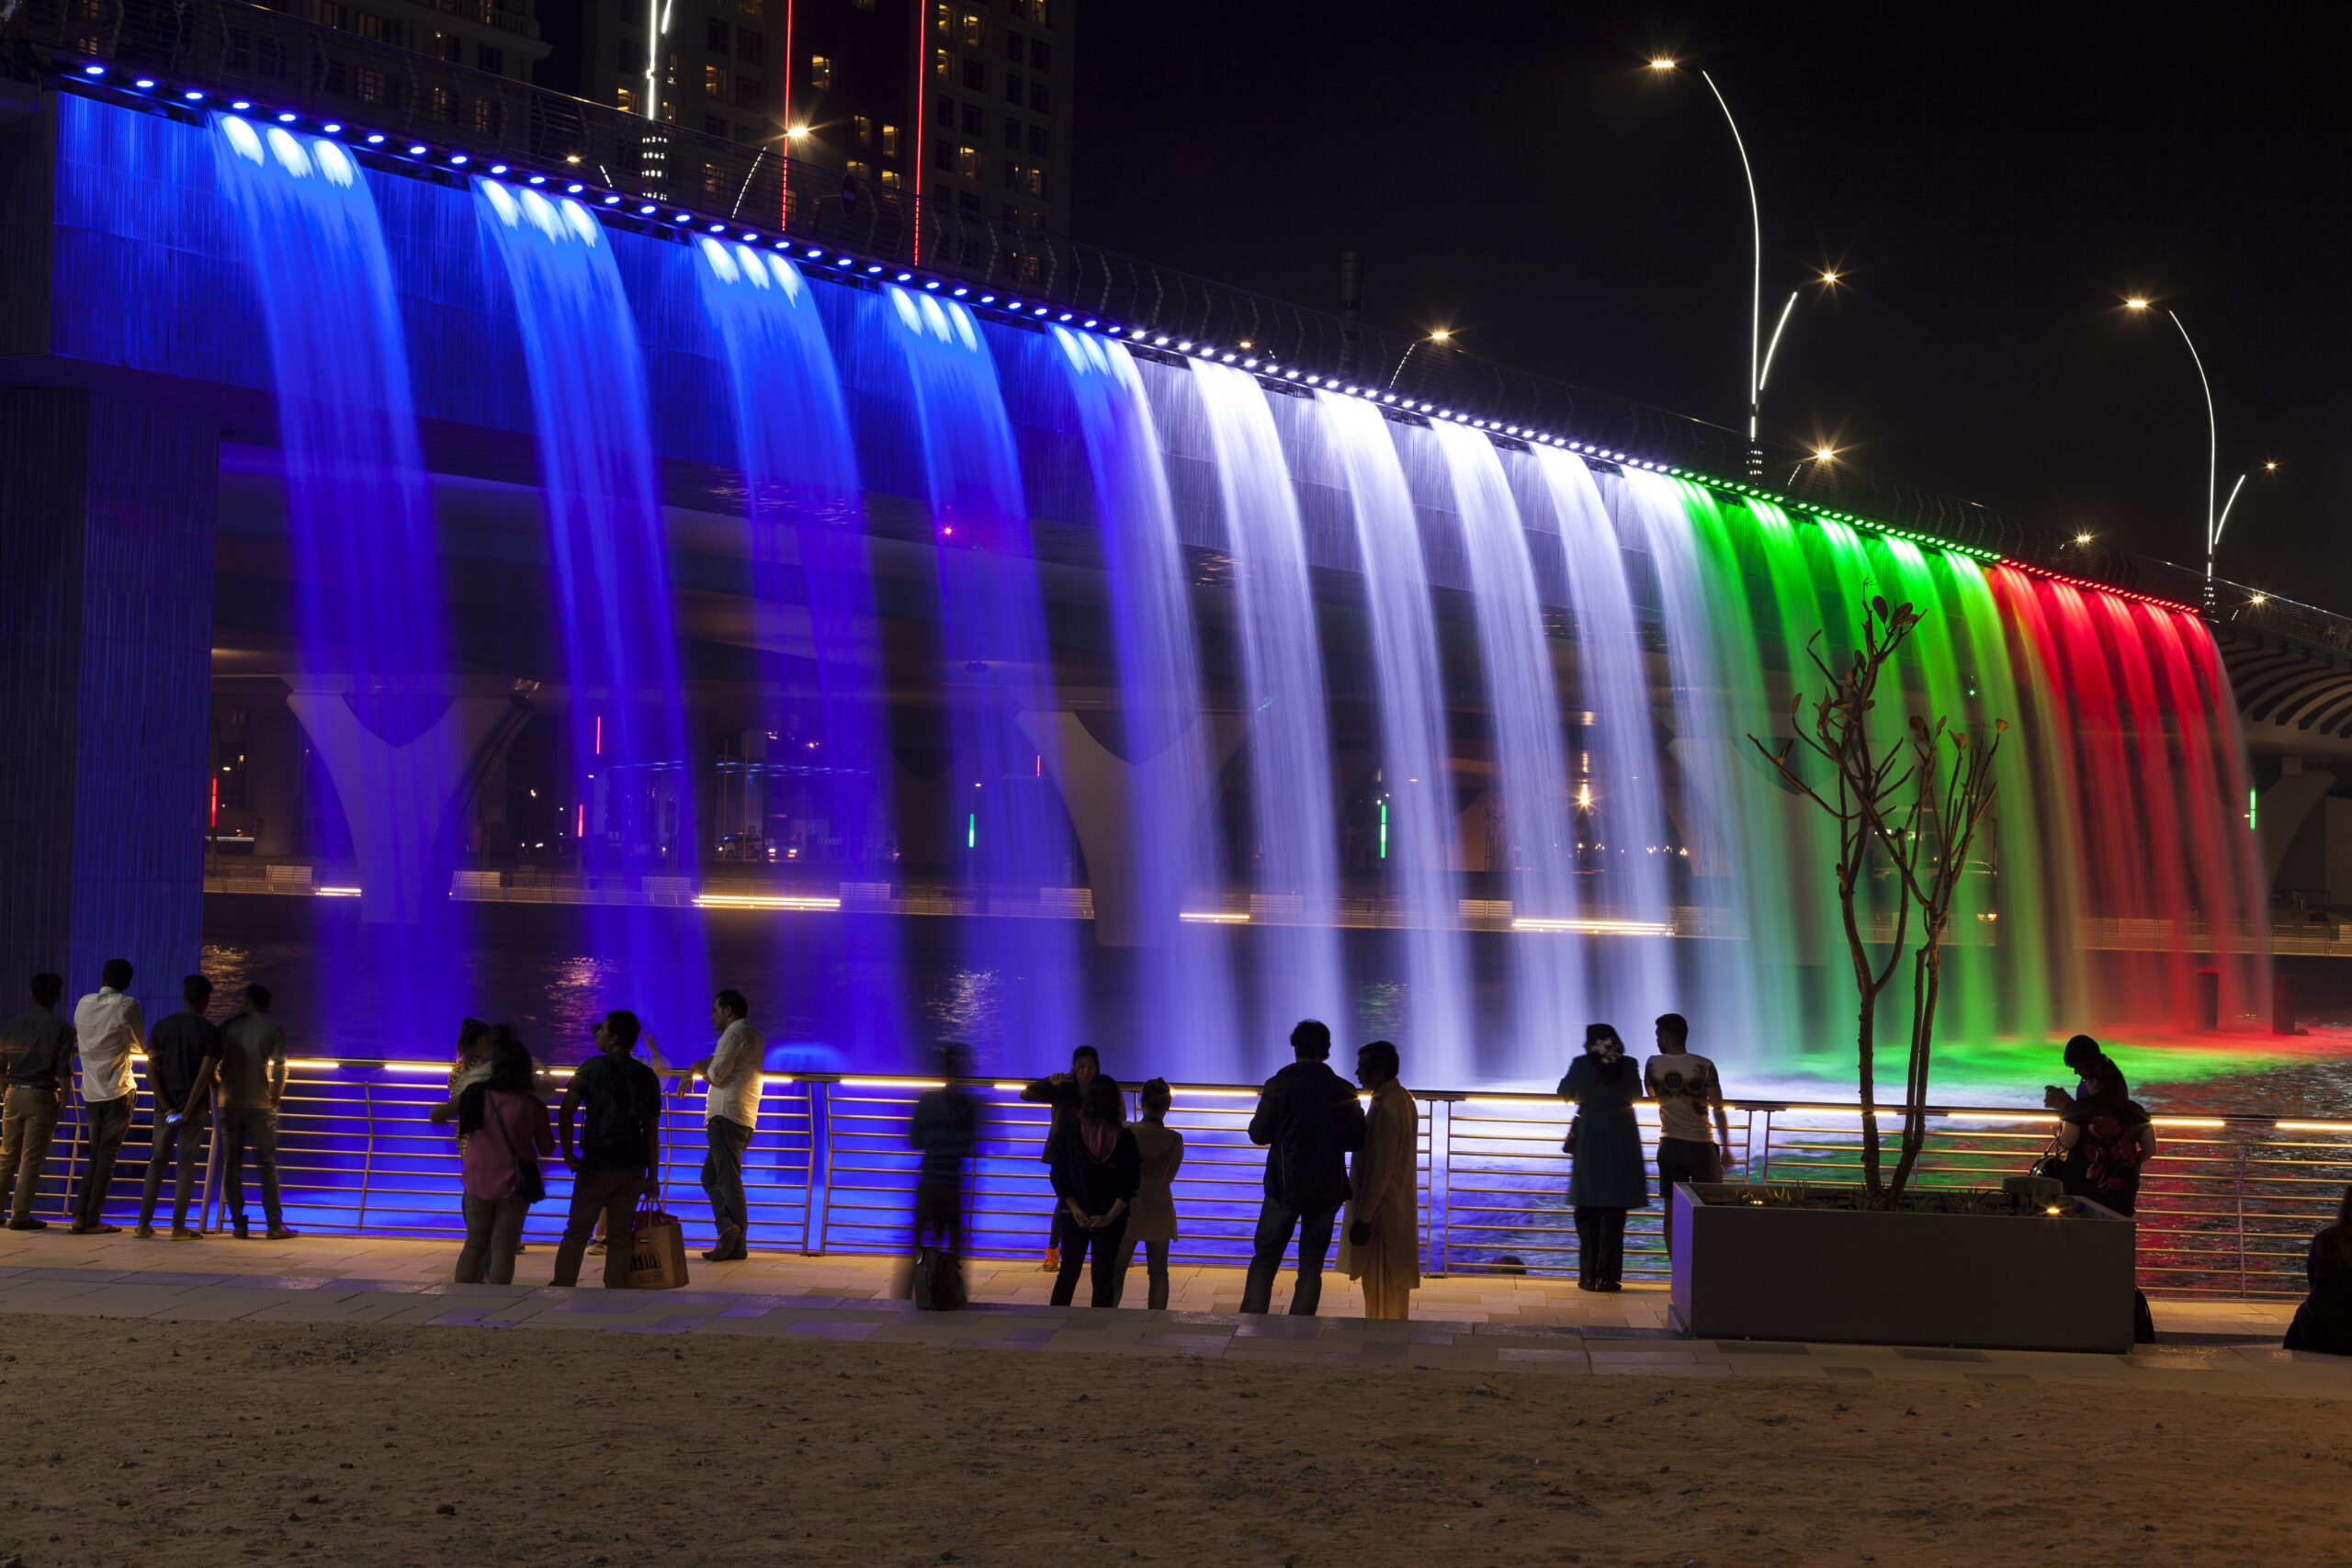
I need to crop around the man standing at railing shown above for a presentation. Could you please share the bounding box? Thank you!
[135,975,222,1238]
[682,988,762,1264]
[1645,1012,1733,1258]
[1,974,74,1231]
[67,959,144,1235]
[216,984,297,1241]
[1239,1020,1365,1316]
[551,1010,664,1290]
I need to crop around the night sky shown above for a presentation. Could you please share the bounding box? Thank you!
[1072,1,2351,615]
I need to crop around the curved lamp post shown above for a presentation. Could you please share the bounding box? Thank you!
[2125,297,2220,604]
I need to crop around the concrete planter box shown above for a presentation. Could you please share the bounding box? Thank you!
[1668,1182,2137,1352]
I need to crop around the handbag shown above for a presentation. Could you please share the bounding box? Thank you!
[628,1198,692,1290]
[487,1092,547,1204]
[2027,1137,2068,1184]
[1561,1115,1581,1156]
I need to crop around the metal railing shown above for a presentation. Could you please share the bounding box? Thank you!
[7,0,2349,651]
[18,1062,2344,1300]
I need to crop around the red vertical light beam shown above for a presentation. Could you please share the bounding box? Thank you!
[210,774,219,829]
[910,0,924,264]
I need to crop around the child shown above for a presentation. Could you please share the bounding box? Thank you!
[1118,1077,1185,1310]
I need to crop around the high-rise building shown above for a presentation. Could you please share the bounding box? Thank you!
[537,1,1076,236]
[276,0,550,82]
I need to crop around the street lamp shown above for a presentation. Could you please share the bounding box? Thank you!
[2124,297,2221,603]
[1652,58,1769,476]
[1387,327,1454,389]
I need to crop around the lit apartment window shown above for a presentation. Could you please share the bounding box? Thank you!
[617,85,638,113]
[934,2,951,33]
[810,54,833,89]
[957,144,979,178]
[881,123,900,156]
[933,48,951,80]
[706,65,729,98]
[961,11,985,48]
[854,114,873,147]
[847,160,871,180]
[878,168,901,188]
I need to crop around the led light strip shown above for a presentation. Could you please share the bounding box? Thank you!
[68,60,2170,596]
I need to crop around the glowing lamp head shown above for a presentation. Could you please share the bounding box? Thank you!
[1814,446,1837,462]
[1649,58,1676,71]
[1429,328,1452,343]
[2266,460,2279,471]
[786,125,810,140]
[2075,532,2093,546]
[2125,298,2151,310]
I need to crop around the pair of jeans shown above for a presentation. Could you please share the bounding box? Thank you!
[1,1085,62,1223]
[1655,1136,1721,1257]
[1050,1210,1129,1307]
[138,1108,211,1230]
[72,1096,133,1226]
[699,1115,752,1242]
[217,1105,283,1229]
[553,1166,645,1288]
[1116,1237,1172,1311]
[456,1194,533,1285]
[1575,1205,1629,1285]
[1238,1200,1337,1315]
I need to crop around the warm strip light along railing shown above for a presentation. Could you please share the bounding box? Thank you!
[16,1064,2347,1300]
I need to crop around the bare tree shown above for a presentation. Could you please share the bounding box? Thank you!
[1752,596,2005,1197]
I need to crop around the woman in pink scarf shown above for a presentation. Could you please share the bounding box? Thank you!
[1048,1075,1140,1307]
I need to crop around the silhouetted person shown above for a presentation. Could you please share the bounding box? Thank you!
[68,957,144,1234]
[1239,1020,1365,1315]
[2286,1183,2352,1355]
[137,975,221,1238]
[551,1010,663,1289]
[1022,1044,1100,1269]
[1645,1011,1732,1257]
[1339,1041,1419,1320]
[900,1044,980,1303]
[684,988,762,1262]
[2044,1040,2157,1342]
[1049,1075,1139,1308]
[1115,1077,1183,1311]
[1,975,74,1231]
[454,1028,553,1285]
[1561,1022,1647,1292]
[217,984,296,1240]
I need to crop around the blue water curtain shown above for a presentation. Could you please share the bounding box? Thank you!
[1191,365,1349,1052]
[213,116,467,1054]
[878,286,1080,1066]
[475,179,710,1062]
[694,238,910,1063]
[1047,327,1243,1077]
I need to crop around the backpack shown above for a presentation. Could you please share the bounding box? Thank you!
[912,1244,967,1312]
[578,1056,659,1166]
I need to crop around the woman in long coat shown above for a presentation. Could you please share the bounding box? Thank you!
[1558,1022,1649,1292]
[1339,1040,1419,1319]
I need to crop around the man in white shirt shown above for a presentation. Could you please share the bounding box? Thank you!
[68,959,145,1235]
[683,988,763,1263]
[1645,1011,1733,1259]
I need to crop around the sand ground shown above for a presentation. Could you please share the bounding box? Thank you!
[1,1309,2346,1568]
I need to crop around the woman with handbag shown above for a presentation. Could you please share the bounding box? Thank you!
[1558,1023,1649,1292]
[453,1028,554,1285]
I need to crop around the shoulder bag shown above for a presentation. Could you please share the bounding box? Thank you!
[489,1092,548,1204]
